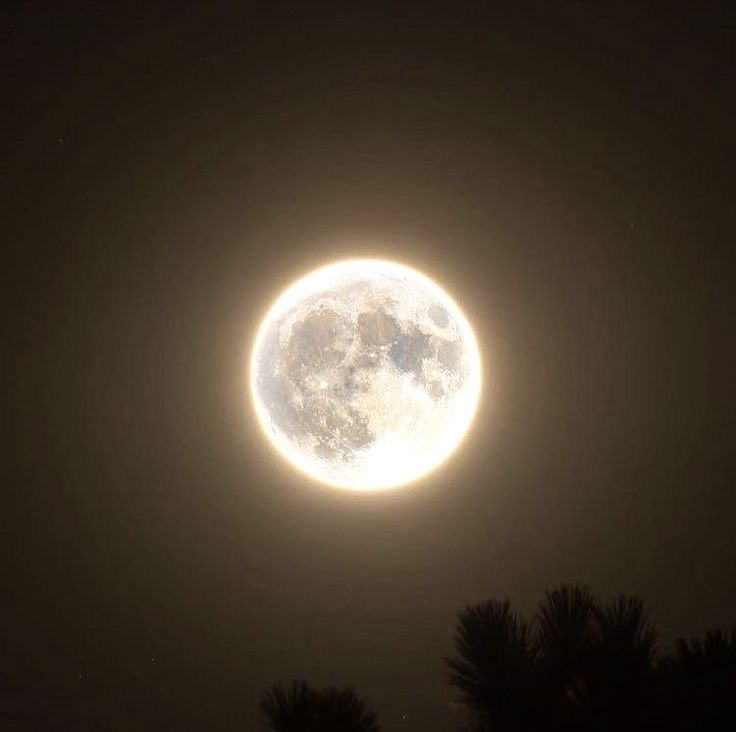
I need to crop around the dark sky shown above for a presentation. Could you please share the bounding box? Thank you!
[3,2,735,729]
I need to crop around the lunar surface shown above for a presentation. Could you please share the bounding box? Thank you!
[250,259,481,490]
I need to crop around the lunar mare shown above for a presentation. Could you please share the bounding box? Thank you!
[250,259,481,490]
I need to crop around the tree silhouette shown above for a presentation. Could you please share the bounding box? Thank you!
[536,584,595,673]
[259,680,379,732]
[585,595,658,729]
[533,584,596,728]
[656,627,736,730]
[257,588,734,732]
[592,595,657,667]
[445,585,735,731]
[445,600,538,731]
[259,681,315,731]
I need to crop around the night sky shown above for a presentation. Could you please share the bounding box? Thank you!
[4,2,735,729]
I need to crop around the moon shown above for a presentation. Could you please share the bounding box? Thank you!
[250,259,482,490]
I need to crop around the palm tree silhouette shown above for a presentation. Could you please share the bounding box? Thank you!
[259,680,379,732]
[310,685,380,732]
[532,584,596,729]
[585,595,657,729]
[657,627,736,730]
[445,600,538,731]
[447,585,736,731]
[447,585,663,731]
[592,595,657,665]
[535,584,595,672]
[259,681,315,731]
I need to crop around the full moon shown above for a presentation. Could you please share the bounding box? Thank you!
[250,259,481,490]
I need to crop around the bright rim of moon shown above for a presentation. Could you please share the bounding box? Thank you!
[250,259,482,491]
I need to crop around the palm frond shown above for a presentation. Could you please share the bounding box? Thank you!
[535,584,595,668]
[593,595,657,665]
[259,680,314,731]
[259,680,379,731]
[446,599,535,721]
[313,686,379,732]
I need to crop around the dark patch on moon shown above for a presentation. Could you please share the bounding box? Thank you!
[286,308,346,374]
[390,328,433,374]
[436,337,462,372]
[357,309,398,346]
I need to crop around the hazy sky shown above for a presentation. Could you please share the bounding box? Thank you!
[4,2,735,729]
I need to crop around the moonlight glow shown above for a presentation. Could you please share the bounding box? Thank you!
[250,259,482,490]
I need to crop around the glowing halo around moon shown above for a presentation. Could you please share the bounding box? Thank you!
[249,259,482,490]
